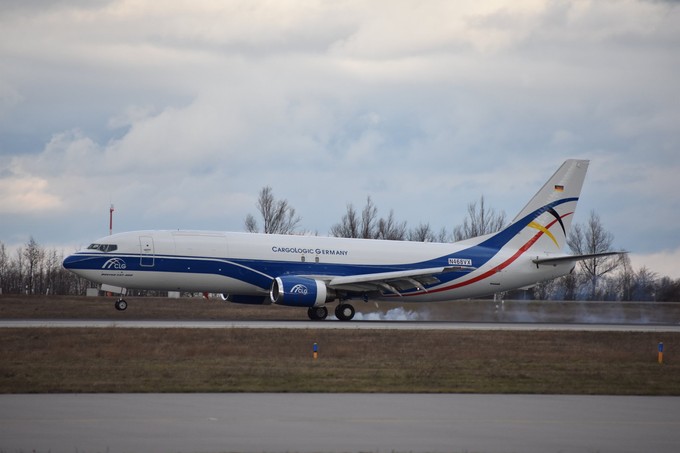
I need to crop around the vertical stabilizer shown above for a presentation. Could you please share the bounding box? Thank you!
[480,159,589,255]
[512,159,589,223]
[510,159,589,253]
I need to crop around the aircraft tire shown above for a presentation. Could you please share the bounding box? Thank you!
[335,303,355,321]
[307,306,328,321]
[115,299,128,311]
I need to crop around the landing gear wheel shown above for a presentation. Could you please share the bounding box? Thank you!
[115,299,128,311]
[307,306,328,321]
[335,303,356,321]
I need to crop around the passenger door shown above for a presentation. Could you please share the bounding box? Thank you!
[139,235,155,267]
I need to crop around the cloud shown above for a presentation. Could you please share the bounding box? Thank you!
[0,0,677,271]
[0,176,62,214]
[630,248,680,280]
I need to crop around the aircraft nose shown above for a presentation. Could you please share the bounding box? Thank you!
[62,253,88,270]
[62,254,76,270]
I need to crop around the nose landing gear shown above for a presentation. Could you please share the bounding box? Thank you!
[114,298,128,311]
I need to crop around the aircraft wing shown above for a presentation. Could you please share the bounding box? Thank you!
[532,251,625,266]
[321,266,475,296]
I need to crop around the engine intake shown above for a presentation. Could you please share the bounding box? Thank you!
[270,276,335,307]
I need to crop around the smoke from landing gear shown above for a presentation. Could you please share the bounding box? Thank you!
[332,307,429,321]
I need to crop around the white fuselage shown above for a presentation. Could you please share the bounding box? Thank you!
[63,229,573,302]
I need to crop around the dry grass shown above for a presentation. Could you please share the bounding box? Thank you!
[0,295,305,320]
[1,328,678,394]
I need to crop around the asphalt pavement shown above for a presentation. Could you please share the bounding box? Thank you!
[2,393,679,453]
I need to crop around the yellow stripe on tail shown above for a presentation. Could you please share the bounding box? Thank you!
[528,221,559,248]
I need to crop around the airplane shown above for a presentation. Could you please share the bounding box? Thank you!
[63,159,621,320]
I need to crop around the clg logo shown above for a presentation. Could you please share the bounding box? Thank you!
[102,258,127,270]
[290,284,308,295]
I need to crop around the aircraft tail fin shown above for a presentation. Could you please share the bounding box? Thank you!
[513,159,589,222]
[481,159,589,255]
[512,159,589,253]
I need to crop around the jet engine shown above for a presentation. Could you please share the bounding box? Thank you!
[269,276,335,307]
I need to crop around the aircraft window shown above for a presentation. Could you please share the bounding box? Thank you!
[87,243,118,252]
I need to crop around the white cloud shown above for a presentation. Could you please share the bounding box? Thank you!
[0,176,62,214]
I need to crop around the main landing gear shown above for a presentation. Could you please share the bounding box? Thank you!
[307,306,328,321]
[306,303,356,321]
[335,303,355,321]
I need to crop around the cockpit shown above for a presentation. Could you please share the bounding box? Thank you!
[87,243,118,252]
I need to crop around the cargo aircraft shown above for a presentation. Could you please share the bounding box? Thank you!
[63,159,620,320]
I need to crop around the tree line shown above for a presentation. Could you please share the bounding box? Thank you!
[1,186,678,301]
[0,238,89,296]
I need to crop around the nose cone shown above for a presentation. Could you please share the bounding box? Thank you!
[62,254,77,270]
[62,253,92,272]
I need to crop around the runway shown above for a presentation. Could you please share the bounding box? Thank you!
[2,319,680,332]
[1,393,679,453]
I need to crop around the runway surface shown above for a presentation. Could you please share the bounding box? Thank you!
[2,393,679,453]
[2,319,680,331]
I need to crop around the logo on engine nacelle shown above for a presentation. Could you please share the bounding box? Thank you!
[290,284,309,295]
[102,258,127,270]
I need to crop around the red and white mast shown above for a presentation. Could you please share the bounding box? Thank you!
[109,204,115,236]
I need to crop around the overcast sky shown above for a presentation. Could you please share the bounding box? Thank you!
[1,0,679,277]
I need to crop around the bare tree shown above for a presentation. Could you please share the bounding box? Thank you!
[0,241,7,294]
[616,253,635,301]
[406,223,450,243]
[376,210,407,240]
[408,223,436,242]
[329,203,359,238]
[23,237,44,294]
[360,196,379,239]
[331,196,409,240]
[453,195,507,241]
[331,196,380,239]
[244,186,302,234]
[567,210,620,300]
[332,196,456,242]
[630,267,658,301]
[244,214,258,233]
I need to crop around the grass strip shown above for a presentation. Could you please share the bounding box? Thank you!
[1,328,678,394]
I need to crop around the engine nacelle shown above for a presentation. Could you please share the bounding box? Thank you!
[221,294,271,305]
[269,276,334,307]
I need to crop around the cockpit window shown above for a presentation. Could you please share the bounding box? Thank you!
[87,243,118,252]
